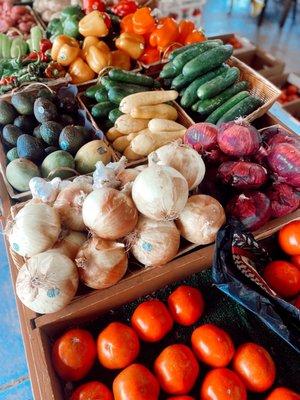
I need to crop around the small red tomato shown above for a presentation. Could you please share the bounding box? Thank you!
[233,342,276,393]
[131,299,173,342]
[52,329,97,381]
[200,368,247,400]
[97,322,140,369]
[263,260,300,298]
[266,387,300,400]
[70,381,113,400]
[293,295,300,309]
[291,255,300,269]
[167,397,195,400]
[191,324,235,367]
[279,221,300,256]
[167,285,204,326]
[154,344,199,395]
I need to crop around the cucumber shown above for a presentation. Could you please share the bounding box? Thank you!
[108,108,123,124]
[164,78,173,88]
[197,67,239,100]
[196,81,249,117]
[205,91,250,124]
[168,39,223,61]
[108,69,157,87]
[216,95,263,125]
[95,88,109,102]
[182,44,233,79]
[101,76,150,93]
[180,65,228,108]
[108,86,145,104]
[171,73,194,90]
[160,62,181,79]
[85,84,103,99]
[91,101,115,118]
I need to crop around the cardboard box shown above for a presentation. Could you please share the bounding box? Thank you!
[268,101,300,135]
[244,48,285,79]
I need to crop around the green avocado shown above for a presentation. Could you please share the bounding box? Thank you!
[11,93,34,116]
[34,98,58,123]
[59,125,86,154]
[41,150,75,178]
[33,125,42,139]
[60,114,75,126]
[7,147,19,162]
[40,121,63,145]
[37,88,56,101]
[14,115,38,134]
[45,146,59,155]
[0,100,17,125]
[2,125,23,147]
[6,158,40,192]
[17,134,45,163]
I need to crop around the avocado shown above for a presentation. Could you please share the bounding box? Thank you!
[37,88,55,101]
[41,150,75,178]
[60,114,75,126]
[11,93,34,115]
[7,147,19,162]
[59,125,86,154]
[2,125,23,147]
[40,121,63,145]
[17,134,45,163]
[0,100,17,125]
[33,125,42,139]
[6,158,40,192]
[45,146,58,155]
[34,97,58,123]
[74,125,92,141]
[14,115,38,134]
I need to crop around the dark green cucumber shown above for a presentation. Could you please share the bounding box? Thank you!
[108,86,146,104]
[168,39,223,61]
[108,108,123,124]
[180,65,228,108]
[205,91,250,124]
[216,95,263,125]
[160,62,181,79]
[182,44,233,79]
[196,81,249,117]
[101,76,148,93]
[95,87,109,102]
[91,101,115,118]
[197,67,239,100]
[108,69,157,87]
[85,84,102,99]
[171,73,194,90]
[164,78,173,88]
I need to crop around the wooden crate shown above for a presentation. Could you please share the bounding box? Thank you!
[241,48,285,79]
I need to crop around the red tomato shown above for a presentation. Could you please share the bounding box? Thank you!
[266,387,300,400]
[293,295,300,309]
[97,322,140,369]
[113,363,160,400]
[154,344,199,395]
[70,381,113,400]
[52,329,97,381]
[263,260,300,298]
[167,397,195,400]
[233,342,276,393]
[131,299,173,342]
[200,368,247,400]
[167,285,204,326]
[291,255,300,268]
[279,221,300,256]
[191,324,234,367]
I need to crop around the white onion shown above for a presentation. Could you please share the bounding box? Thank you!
[16,251,78,314]
[53,181,92,231]
[8,202,61,257]
[129,215,180,267]
[132,164,188,221]
[148,142,206,190]
[117,168,140,187]
[52,231,87,260]
[76,237,128,289]
[82,188,138,240]
[176,194,226,245]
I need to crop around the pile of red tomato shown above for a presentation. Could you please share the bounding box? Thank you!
[278,84,300,104]
[51,284,299,400]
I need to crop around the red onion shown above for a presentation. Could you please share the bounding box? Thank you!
[226,191,271,231]
[266,183,299,218]
[217,121,261,156]
[267,142,300,187]
[205,148,232,165]
[184,123,218,154]
[218,161,268,189]
[260,126,300,147]
[198,167,228,205]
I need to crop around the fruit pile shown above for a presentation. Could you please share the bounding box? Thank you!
[278,84,300,104]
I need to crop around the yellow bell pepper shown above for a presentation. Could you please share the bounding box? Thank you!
[110,50,131,70]
[115,32,145,60]
[79,11,109,37]
[51,35,79,62]
[69,57,95,84]
[81,36,99,60]
[86,45,111,74]
[57,44,80,66]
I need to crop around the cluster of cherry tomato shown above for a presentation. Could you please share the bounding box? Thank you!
[278,84,300,104]
[51,284,299,400]
[263,220,300,307]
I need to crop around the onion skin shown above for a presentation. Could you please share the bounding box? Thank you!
[218,121,261,156]
[184,123,218,153]
[261,126,300,147]
[226,192,271,231]
[267,183,299,218]
[218,161,268,189]
[205,148,232,165]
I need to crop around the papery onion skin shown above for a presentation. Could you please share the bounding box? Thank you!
[52,231,87,260]
[260,126,300,147]
[82,188,138,240]
[205,148,233,165]
[226,191,271,231]
[130,215,180,267]
[176,194,226,245]
[76,237,128,289]
[266,183,299,218]
[117,168,140,187]
[184,123,218,153]
[132,164,189,221]
[267,142,300,187]
[218,121,261,156]
[218,161,268,189]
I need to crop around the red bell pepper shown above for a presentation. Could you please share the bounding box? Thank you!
[102,12,112,29]
[112,0,138,18]
[39,39,52,53]
[83,0,105,13]
[139,46,160,65]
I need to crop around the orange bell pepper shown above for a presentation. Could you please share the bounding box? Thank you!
[149,17,178,52]
[86,45,111,73]
[110,49,131,70]
[178,20,195,44]
[139,46,160,65]
[51,35,79,62]
[132,7,155,35]
[69,57,95,83]
[120,13,135,33]
[115,32,144,59]
[81,36,99,60]
[79,11,109,37]
[185,30,206,44]
[57,44,80,66]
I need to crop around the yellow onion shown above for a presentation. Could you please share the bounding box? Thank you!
[82,188,138,240]
[132,164,188,221]
[117,168,140,187]
[52,231,87,260]
[128,215,180,267]
[76,237,128,289]
[176,194,226,245]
